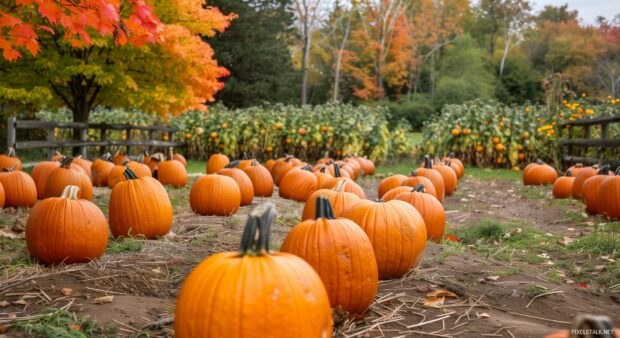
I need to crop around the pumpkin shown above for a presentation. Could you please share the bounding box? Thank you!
[264,159,276,173]
[331,164,365,198]
[522,160,558,186]
[107,161,130,189]
[302,180,360,220]
[32,160,61,199]
[0,147,22,171]
[0,168,36,208]
[382,186,412,201]
[44,157,93,200]
[344,198,427,279]
[175,202,332,338]
[72,156,92,178]
[417,156,445,203]
[109,168,173,238]
[158,148,188,188]
[281,196,378,314]
[218,161,254,206]
[148,152,163,176]
[394,184,445,242]
[326,162,350,178]
[432,162,457,196]
[237,152,253,170]
[279,165,318,202]
[173,153,187,167]
[339,164,357,180]
[190,174,241,216]
[581,166,614,214]
[443,153,464,179]
[113,150,129,165]
[315,167,336,189]
[126,154,152,178]
[552,171,575,199]
[597,167,620,220]
[401,173,438,199]
[25,185,108,264]
[378,174,408,198]
[272,156,296,186]
[359,157,376,175]
[91,153,115,187]
[142,151,152,164]
[50,151,64,161]
[344,157,363,176]
[242,160,274,197]
[567,163,585,177]
[571,165,599,198]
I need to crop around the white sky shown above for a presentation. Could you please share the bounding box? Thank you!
[530,0,620,24]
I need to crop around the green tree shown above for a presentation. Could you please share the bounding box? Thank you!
[208,0,299,108]
[495,50,543,103]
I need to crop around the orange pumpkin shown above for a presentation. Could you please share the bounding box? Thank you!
[44,157,92,200]
[394,184,445,241]
[113,151,129,165]
[242,160,274,197]
[315,167,336,189]
[272,156,296,186]
[72,156,92,178]
[281,196,378,314]
[32,160,61,199]
[416,157,445,203]
[302,180,361,220]
[126,154,152,178]
[175,203,332,338]
[567,163,585,177]
[107,161,130,189]
[207,153,230,174]
[552,171,575,199]
[264,159,276,173]
[218,161,254,206]
[50,151,64,161]
[0,148,22,171]
[344,199,427,279]
[158,149,187,188]
[522,160,558,186]
[109,168,173,238]
[571,165,599,198]
[0,168,36,208]
[91,153,115,187]
[381,186,412,201]
[359,157,376,175]
[401,173,438,199]
[279,165,318,202]
[173,153,187,167]
[236,152,253,170]
[432,162,457,196]
[0,182,4,208]
[190,174,240,216]
[582,166,614,214]
[25,185,108,264]
[597,167,620,220]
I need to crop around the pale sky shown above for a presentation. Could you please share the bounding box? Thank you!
[531,0,620,24]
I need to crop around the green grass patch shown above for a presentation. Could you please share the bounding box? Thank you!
[166,184,191,209]
[375,163,416,176]
[186,160,205,174]
[409,132,423,147]
[519,185,549,200]
[0,237,34,273]
[437,239,466,263]
[107,237,144,253]
[567,233,620,258]
[464,168,521,181]
[12,308,116,337]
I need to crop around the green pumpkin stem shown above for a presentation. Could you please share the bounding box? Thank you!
[423,155,432,168]
[333,163,342,177]
[319,167,327,173]
[123,167,138,180]
[412,184,425,193]
[314,196,336,220]
[241,152,250,160]
[60,156,74,168]
[226,160,241,168]
[597,165,610,175]
[239,202,277,256]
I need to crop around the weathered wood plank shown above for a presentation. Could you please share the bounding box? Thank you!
[559,138,620,147]
[561,114,620,127]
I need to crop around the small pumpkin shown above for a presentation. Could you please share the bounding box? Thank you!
[113,150,129,165]
[552,170,575,199]
[433,162,457,196]
[522,160,558,186]
[344,198,427,279]
[50,151,64,161]
[394,184,445,242]
[581,166,614,214]
[359,157,376,175]
[264,159,276,173]
[417,156,445,203]
[158,148,188,188]
[91,153,115,187]
[218,161,254,206]
[237,152,253,170]
[107,161,130,189]
[126,154,152,178]
[72,156,92,178]
[272,156,297,186]
[109,168,173,238]
[571,165,599,198]
[242,160,274,197]
[315,167,336,189]
[279,165,318,202]
[173,153,187,167]
[597,167,620,220]
[302,180,361,220]
[332,164,365,199]
[0,147,22,171]
[0,168,36,208]
[567,163,585,177]
[281,196,378,314]
[25,185,108,264]
[381,186,412,201]
[190,174,241,216]
[44,157,93,200]
[175,202,332,338]
[32,160,61,199]
[401,172,438,199]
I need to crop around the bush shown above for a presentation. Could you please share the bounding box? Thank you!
[384,94,434,130]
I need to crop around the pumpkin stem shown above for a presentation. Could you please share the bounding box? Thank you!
[239,202,277,256]
[100,152,113,162]
[301,165,312,171]
[423,155,432,168]
[121,159,130,166]
[597,165,610,175]
[123,168,138,180]
[226,160,241,168]
[410,170,418,177]
[319,167,327,173]
[241,152,250,160]
[250,159,259,166]
[60,156,74,168]
[333,179,347,192]
[7,147,16,157]
[167,147,174,161]
[566,169,572,177]
[60,185,81,199]
[333,163,342,177]
[2,168,15,173]
[615,167,620,176]
[412,184,425,193]
[314,196,336,220]
[137,154,145,164]
[449,152,455,158]
[536,159,543,165]
[374,198,386,202]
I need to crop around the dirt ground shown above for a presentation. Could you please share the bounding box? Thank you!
[0,174,618,337]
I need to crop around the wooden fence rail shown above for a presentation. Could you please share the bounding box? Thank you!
[560,114,620,169]
[6,117,186,159]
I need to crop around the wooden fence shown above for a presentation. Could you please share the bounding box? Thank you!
[6,117,186,160]
[560,115,620,169]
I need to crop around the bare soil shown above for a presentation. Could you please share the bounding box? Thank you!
[0,175,618,337]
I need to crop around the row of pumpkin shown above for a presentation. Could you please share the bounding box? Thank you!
[522,160,620,220]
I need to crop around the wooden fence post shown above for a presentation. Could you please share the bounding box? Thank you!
[100,125,108,154]
[79,127,88,158]
[125,127,132,155]
[6,116,15,152]
[46,126,56,159]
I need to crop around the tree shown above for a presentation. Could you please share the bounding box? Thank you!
[593,15,620,98]
[0,1,235,122]
[207,0,298,108]
[293,0,326,105]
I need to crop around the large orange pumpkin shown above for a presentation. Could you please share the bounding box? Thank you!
[109,168,173,239]
[44,157,93,200]
[571,165,599,198]
[378,174,407,199]
[344,199,427,279]
[206,153,229,174]
[91,153,115,187]
[0,148,22,171]
[271,156,297,186]
[242,160,274,197]
[0,168,36,208]
[401,173,438,199]
[382,186,412,201]
[158,149,188,188]
[279,165,318,202]
[32,160,61,199]
[190,174,240,216]
[597,167,620,220]
[552,171,575,199]
[218,161,254,206]
[302,180,361,220]
[522,160,558,186]
[175,203,332,338]
[394,184,445,242]
[281,197,378,314]
[581,166,614,214]
[25,185,108,264]
[416,157,445,203]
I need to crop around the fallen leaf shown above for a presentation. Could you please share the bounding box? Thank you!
[151,267,162,274]
[594,265,606,271]
[567,228,575,231]
[485,276,500,281]
[575,283,588,289]
[12,299,27,306]
[0,301,10,308]
[68,323,81,331]
[93,295,114,304]
[444,234,460,242]
[478,312,491,319]
[559,237,574,246]
[423,296,445,308]
[426,289,458,298]
[61,288,74,296]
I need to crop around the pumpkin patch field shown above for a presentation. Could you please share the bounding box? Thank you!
[0,151,618,338]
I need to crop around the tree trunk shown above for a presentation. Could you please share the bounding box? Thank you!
[499,35,511,77]
[332,17,351,102]
[301,20,311,105]
[72,101,90,156]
